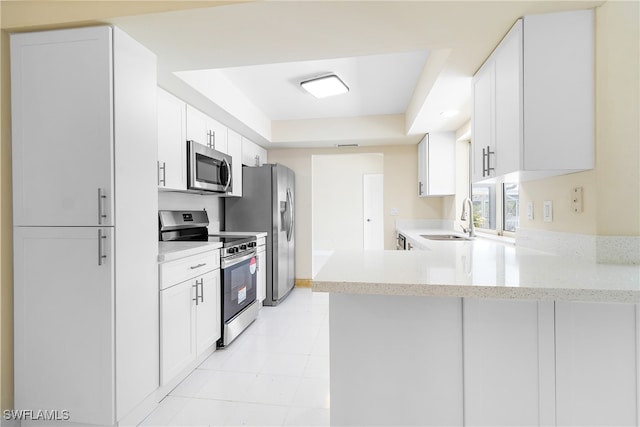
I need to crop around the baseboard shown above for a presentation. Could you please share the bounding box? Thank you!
[295,279,312,288]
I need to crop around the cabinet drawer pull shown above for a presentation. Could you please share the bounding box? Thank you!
[98,229,107,266]
[158,161,166,186]
[97,188,107,224]
[190,263,206,270]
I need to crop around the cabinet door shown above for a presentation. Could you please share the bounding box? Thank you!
[13,226,115,425]
[555,302,638,426]
[185,104,209,147]
[196,270,222,354]
[226,129,243,197]
[157,88,187,190]
[494,20,523,176]
[11,27,114,226]
[471,60,495,183]
[417,136,427,197]
[242,136,268,166]
[463,299,555,426]
[208,116,228,154]
[427,132,455,195]
[160,280,196,386]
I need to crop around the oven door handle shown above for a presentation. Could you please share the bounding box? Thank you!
[221,250,256,269]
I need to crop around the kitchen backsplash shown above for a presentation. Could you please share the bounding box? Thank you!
[516,228,640,265]
[158,192,223,233]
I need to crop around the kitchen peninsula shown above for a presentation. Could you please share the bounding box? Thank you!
[312,236,640,426]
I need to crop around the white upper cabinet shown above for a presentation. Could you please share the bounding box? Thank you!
[157,88,187,191]
[418,132,456,197]
[241,136,268,167]
[11,27,114,226]
[226,129,243,197]
[186,105,228,154]
[472,10,594,183]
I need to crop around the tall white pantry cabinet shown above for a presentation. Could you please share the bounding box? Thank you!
[11,26,159,425]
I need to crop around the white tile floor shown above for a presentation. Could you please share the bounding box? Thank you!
[140,288,330,427]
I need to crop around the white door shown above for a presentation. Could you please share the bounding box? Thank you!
[160,280,196,386]
[363,174,384,250]
[157,88,187,190]
[13,226,115,425]
[11,27,114,226]
[196,270,222,354]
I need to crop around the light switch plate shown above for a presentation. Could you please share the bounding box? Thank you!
[543,201,553,222]
[527,202,534,220]
[390,208,399,216]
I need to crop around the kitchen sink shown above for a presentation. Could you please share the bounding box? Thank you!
[420,234,472,241]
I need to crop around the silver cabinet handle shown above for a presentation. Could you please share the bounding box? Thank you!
[193,278,204,305]
[97,188,107,224]
[419,181,423,195]
[190,263,206,270]
[486,145,495,176]
[98,229,107,266]
[193,279,200,306]
[482,147,487,177]
[158,161,166,186]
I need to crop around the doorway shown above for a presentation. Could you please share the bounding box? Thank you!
[311,153,384,277]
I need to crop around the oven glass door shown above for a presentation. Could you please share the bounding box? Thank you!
[222,253,257,323]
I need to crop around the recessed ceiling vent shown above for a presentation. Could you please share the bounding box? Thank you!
[335,143,359,147]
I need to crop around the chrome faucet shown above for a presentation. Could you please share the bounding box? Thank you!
[460,197,476,238]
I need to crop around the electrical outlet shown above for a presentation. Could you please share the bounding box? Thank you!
[390,208,399,216]
[571,187,583,213]
[527,202,534,220]
[543,201,553,222]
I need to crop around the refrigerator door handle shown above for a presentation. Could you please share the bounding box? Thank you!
[97,229,107,266]
[286,188,294,241]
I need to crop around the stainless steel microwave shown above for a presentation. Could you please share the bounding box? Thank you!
[187,140,232,194]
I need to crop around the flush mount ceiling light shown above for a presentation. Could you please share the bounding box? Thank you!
[300,74,349,98]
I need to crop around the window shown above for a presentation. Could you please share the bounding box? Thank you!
[503,183,519,232]
[471,181,519,235]
[472,184,495,230]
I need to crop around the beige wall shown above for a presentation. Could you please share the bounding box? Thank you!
[519,0,639,236]
[269,145,442,279]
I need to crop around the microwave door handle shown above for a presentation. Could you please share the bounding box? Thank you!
[222,158,231,191]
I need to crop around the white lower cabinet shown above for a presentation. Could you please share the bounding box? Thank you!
[555,302,639,426]
[463,299,639,427]
[13,227,116,425]
[330,294,463,426]
[463,299,556,426]
[159,251,221,386]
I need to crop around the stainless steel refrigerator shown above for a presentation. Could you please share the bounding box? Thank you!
[225,164,295,306]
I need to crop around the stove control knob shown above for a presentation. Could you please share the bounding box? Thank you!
[227,247,237,254]
[249,242,257,248]
[240,244,247,250]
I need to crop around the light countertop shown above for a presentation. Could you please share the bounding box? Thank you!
[312,230,640,303]
[158,241,223,263]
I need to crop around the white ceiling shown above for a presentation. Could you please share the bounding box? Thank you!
[109,1,603,148]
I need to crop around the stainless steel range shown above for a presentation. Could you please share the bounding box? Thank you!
[159,210,259,347]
